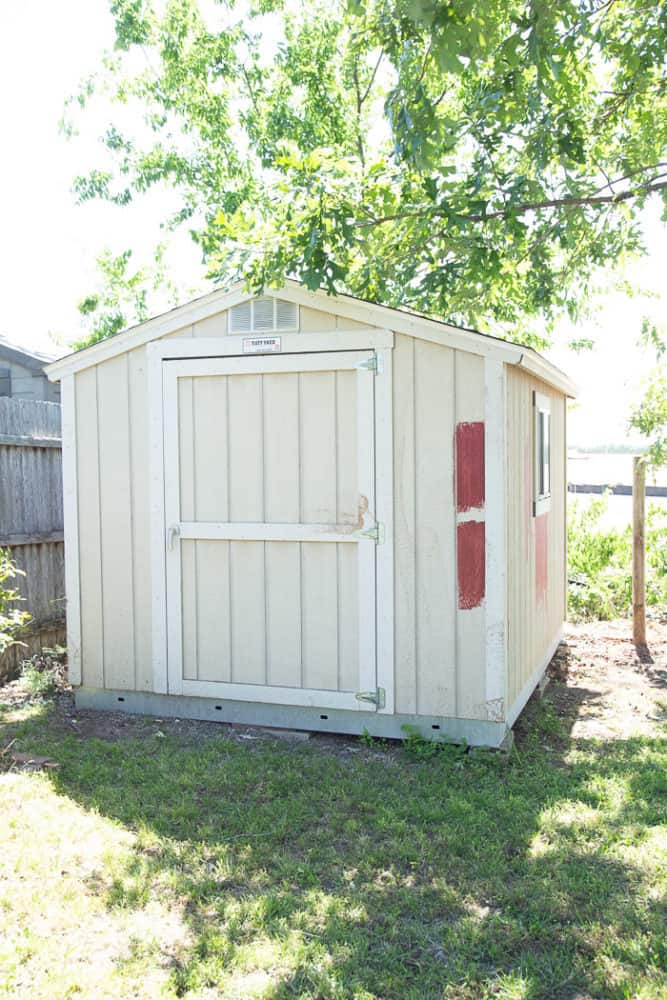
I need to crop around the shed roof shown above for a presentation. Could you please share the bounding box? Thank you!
[45,280,576,396]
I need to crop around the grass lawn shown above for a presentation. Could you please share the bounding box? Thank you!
[1,628,666,999]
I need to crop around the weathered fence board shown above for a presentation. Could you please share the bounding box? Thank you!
[0,398,64,682]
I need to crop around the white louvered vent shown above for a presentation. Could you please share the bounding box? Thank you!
[275,298,297,330]
[230,297,298,334]
[253,297,274,331]
[229,300,251,333]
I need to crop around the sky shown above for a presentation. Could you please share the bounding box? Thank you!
[0,0,664,448]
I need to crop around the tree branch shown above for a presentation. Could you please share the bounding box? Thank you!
[359,50,383,107]
[354,178,667,229]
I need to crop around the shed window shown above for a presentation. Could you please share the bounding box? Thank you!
[229,297,298,334]
[0,368,10,397]
[533,391,551,515]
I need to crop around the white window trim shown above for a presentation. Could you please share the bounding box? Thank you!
[533,390,552,516]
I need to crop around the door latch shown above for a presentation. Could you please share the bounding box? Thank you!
[167,524,180,550]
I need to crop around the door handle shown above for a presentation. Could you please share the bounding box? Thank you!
[167,524,181,550]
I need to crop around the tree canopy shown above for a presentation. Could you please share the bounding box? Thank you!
[70,0,667,344]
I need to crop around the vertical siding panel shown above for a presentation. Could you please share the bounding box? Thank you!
[178,378,197,681]
[76,368,104,688]
[193,311,228,337]
[335,315,367,330]
[414,340,456,717]
[128,346,152,691]
[506,369,567,715]
[299,307,337,332]
[299,370,338,690]
[163,323,194,341]
[228,375,263,521]
[299,372,337,522]
[336,370,359,690]
[97,356,135,690]
[194,539,232,682]
[228,374,265,682]
[393,334,417,715]
[337,542,359,691]
[301,543,339,690]
[264,373,301,686]
[263,373,300,522]
[230,540,266,683]
[454,351,487,719]
[265,542,301,687]
[193,376,229,521]
[335,370,358,527]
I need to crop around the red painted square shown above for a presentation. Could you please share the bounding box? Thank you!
[457,520,485,610]
[456,422,485,512]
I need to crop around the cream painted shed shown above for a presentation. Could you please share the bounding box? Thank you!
[46,281,575,747]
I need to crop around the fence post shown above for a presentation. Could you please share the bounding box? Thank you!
[632,456,646,647]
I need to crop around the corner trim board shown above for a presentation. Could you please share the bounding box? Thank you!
[61,374,81,685]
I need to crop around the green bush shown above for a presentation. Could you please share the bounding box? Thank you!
[0,548,31,654]
[568,496,667,620]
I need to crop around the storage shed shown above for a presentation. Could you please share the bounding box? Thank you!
[46,281,575,747]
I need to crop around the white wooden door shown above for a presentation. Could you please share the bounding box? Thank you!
[162,351,379,710]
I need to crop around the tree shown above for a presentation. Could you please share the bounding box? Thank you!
[74,246,177,349]
[69,0,667,345]
[630,322,667,468]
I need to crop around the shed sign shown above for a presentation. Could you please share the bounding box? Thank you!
[242,336,282,354]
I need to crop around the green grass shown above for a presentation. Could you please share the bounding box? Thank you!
[0,696,665,999]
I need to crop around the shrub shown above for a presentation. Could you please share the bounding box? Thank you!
[20,647,68,696]
[0,549,31,654]
[568,495,667,620]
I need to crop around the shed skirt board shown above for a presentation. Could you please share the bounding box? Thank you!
[161,350,381,712]
[75,689,512,748]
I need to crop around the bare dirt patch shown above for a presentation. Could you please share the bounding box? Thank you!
[544,618,667,741]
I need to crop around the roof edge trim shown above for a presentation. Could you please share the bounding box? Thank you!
[45,280,576,396]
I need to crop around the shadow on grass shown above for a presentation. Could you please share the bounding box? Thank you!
[2,691,666,999]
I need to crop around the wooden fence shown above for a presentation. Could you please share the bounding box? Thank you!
[0,398,65,681]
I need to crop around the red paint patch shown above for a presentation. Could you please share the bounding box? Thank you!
[457,520,485,609]
[535,513,548,600]
[456,421,485,512]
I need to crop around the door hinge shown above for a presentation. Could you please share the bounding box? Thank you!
[356,353,384,374]
[355,521,385,543]
[356,688,386,709]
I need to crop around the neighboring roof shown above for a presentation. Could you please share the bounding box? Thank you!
[45,280,576,396]
[0,336,59,372]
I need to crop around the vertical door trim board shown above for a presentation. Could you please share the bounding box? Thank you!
[61,374,82,685]
[162,362,184,695]
[148,331,396,710]
[148,343,168,693]
[484,358,507,722]
[354,356,378,704]
[374,342,395,714]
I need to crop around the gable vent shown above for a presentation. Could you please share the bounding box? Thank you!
[230,297,297,334]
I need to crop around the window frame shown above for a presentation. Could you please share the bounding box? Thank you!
[533,390,552,516]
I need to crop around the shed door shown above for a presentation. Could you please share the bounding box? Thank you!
[163,351,378,710]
